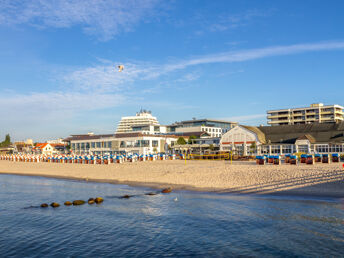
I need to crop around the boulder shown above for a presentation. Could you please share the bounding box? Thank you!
[50,202,60,208]
[40,203,48,208]
[88,198,95,204]
[161,187,172,193]
[145,192,158,196]
[94,197,103,204]
[120,195,132,199]
[64,201,72,206]
[73,200,85,206]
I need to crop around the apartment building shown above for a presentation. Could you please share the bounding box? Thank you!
[267,103,344,126]
[116,110,160,133]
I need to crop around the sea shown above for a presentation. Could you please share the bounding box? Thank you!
[0,174,343,257]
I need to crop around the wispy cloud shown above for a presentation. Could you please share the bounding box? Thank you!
[63,41,344,91]
[3,40,344,139]
[0,0,162,40]
[208,9,269,33]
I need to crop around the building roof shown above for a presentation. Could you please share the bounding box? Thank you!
[178,118,237,125]
[245,122,344,144]
[64,132,182,142]
[242,125,266,144]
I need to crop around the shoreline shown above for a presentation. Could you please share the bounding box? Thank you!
[1,160,344,198]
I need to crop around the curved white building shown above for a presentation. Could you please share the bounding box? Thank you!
[116,110,160,133]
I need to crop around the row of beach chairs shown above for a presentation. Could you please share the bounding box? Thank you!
[256,153,341,165]
[0,153,176,165]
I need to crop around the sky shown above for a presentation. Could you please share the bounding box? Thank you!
[1,0,344,141]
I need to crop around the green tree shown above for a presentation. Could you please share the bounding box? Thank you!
[249,142,256,154]
[177,137,187,145]
[187,135,198,144]
[0,134,11,147]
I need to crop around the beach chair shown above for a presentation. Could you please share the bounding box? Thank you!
[289,155,297,165]
[314,154,321,163]
[321,154,330,164]
[284,154,291,164]
[332,153,339,163]
[256,156,265,165]
[273,156,280,165]
[268,156,274,164]
[300,154,307,164]
[306,155,314,165]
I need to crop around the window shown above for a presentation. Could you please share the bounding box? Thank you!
[107,141,112,148]
[271,145,281,154]
[282,145,292,154]
[96,142,101,148]
[315,144,328,153]
[152,140,158,147]
[86,143,90,149]
[91,142,95,148]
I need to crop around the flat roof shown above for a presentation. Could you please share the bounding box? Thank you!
[177,119,237,124]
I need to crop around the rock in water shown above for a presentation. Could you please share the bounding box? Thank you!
[120,195,131,199]
[88,198,95,204]
[50,202,60,208]
[94,197,103,204]
[161,187,172,193]
[64,201,72,206]
[40,203,48,208]
[73,200,85,206]
[145,192,158,196]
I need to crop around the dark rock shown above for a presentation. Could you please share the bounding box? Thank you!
[120,195,131,199]
[50,202,60,208]
[64,201,72,206]
[145,192,158,196]
[161,187,172,193]
[88,198,95,204]
[40,203,48,208]
[73,200,85,206]
[94,197,103,204]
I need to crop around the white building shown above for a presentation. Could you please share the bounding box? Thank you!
[267,103,344,126]
[66,133,180,155]
[175,125,223,138]
[116,110,160,133]
[220,123,344,156]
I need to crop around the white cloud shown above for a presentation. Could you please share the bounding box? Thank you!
[0,0,162,40]
[61,41,344,93]
[0,91,125,122]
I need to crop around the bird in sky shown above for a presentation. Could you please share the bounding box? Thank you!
[118,65,124,72]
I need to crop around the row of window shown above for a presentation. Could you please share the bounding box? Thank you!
[72,140,162,149]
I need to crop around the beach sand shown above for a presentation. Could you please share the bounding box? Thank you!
[1,160,344,197]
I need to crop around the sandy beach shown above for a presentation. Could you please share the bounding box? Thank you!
[1,160,344,197]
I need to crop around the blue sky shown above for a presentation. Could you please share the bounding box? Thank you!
[1,0,344,141]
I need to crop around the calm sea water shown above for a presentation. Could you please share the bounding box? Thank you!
[0,174,343,257]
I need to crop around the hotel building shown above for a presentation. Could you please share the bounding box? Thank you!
[267,103,344,126]
[116,110,162,134]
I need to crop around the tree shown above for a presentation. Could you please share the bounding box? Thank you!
[249,142,256,154]
[209,144,215,151]
[177,137,187,145]
[187,135,198,144]
[0,134,11,147]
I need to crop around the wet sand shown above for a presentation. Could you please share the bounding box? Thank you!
[0,160,344,197]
